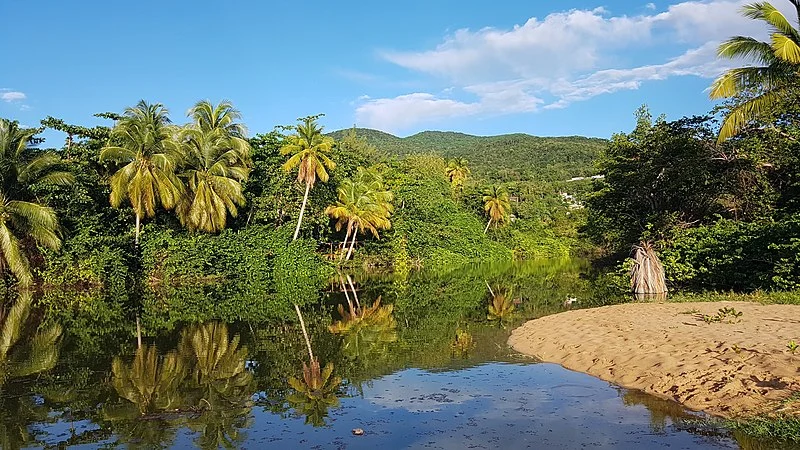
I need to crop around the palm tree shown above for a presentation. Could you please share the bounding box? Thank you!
[710,1,800,141]
[0,119,73,286]
[100,100,184,244]
[446,158,471,190]
[325,168,393,260]
[286,361,341,427]
[178,321,253,395]
[280,117,336,241]
[483,185,511,233]
[177,100,252,233]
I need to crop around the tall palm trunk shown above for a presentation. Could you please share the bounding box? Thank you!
[135,212,142,245]
[339,221,353,261]
[294,303,314,362]
[293,182,311,241]
[345,229,358,261]
[484,218,492,234]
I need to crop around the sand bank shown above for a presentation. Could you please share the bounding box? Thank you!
[508,301,800,418]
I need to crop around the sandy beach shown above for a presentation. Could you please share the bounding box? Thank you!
[508,301,800,418]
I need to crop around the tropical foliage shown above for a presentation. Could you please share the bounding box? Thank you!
[710,1,800,141]
[176,100,252,233]
[0,291,61,386]
[483,186,512,233]
[329,296,398,360]
[0,120,73,285]
[280,116,336,241]
[106,321,254,447]
[325,167,393,260]
[587,101,800,290]
[446,157,471,190]
[328,128,606,183]
[100,100,184,243]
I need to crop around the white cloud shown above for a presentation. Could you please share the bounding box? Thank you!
[646,2,657,10]
[356,0,794,132]
[1,90,26,102]
[355,93,480,131]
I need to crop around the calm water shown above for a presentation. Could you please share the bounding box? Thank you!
[0,259,794,449]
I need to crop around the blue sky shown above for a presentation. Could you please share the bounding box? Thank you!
[0,0,780,144]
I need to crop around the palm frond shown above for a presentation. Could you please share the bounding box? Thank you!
[772,33,800,63]
[718,89,786,141]
[717,36,776,63]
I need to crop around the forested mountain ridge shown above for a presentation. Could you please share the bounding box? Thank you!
[328,128,607,182]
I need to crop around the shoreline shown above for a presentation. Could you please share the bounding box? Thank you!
[508,301,800,419]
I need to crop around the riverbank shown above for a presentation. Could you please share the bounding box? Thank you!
[508,301,800,419]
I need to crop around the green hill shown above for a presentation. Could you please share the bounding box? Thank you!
[329,128,606,182]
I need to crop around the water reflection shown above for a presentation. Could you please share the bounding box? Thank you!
[0,291,61,387]
[451,328,474,356]
[0,259,792,449]
[486,284,517,325]
[621,388,694,433]
[0,290,62,450]
[105,322,254,448]
[329,296,398,361]
[287,360,342,427]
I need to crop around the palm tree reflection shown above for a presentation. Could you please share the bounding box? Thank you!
[486,284,516,326]
[329,296,398,360]
[0,291,62,450]
[287,305,343,427]
[106,321,254,448]
[0,291,61,387]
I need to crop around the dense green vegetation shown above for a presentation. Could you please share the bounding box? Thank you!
[0,98,594,333]
[0,0,799,445]
[587,0,800,294]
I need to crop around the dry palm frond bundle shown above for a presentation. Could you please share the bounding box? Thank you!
[630,242,668,294]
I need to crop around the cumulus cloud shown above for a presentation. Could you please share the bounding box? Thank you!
[1,90,26,102]
[356,0,792,132]
[355,93,480,131]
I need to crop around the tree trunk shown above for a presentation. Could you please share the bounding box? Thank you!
[294,303,314,362]
[135,314,142,349]
[339,222,353,261]
[135,213,142,245]
[345,229,358,260]
[484,218,492,234]
[293,182,311,241]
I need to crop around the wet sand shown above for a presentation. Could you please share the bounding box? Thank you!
[509,301,800,418]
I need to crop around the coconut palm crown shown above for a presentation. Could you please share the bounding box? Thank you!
[100,100,184,243]
[710,1,800,141]
[446,158,471,188]
[0,119,73,285]
[177,100,252,233]
[482,185,511,233]
[325,167,393,260]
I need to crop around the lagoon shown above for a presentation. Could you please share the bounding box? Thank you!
[1,259,793,449]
